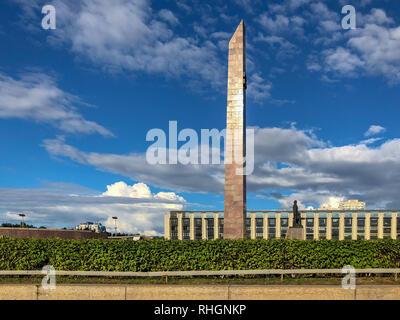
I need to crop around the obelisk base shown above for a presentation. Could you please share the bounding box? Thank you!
[286,226,304,240]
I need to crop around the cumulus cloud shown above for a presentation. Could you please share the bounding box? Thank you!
[310,7,400,84]
[14,0,226,90]
[0,72,112,136]
[0,181,186,235]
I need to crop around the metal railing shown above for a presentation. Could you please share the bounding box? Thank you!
[0,268,399,277]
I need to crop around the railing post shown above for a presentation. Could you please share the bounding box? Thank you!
[263,214,268,239]
[392,212,397,240]
[352,212,358,240]
[326,212,332,240]
[275,213,281,239]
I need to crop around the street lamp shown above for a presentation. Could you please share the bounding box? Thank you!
[112,216,118,235]
[19,213,26,227]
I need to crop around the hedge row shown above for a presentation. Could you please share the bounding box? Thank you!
[1,238,400,271]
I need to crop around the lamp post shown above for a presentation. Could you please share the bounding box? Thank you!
[112,216,118,235]
[19,213,26,227]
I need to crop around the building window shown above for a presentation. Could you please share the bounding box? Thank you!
[306,218,314,240]
[245,218,251,239]
[281,218,288,238]
[332,217,339,239]
[207,218,214,239]
[383,217,391,239]
[370,217,378,239]
[170,218,178,240]
[268,218,276,239]
[183,218,190,240]
[194,218,202,240]
[344,217,352,240]
[256,218,263,239]
[319,218,327,239]
[357,218,365,240]
[219,218,224,239]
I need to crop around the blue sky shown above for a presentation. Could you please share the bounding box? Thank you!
[0,0,400,234]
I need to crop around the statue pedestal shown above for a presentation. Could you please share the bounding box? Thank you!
[286,226,304,240]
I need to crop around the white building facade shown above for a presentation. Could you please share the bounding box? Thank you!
[164,210,399,240]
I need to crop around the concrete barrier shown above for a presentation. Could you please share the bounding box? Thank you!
[126,285,229,300]
[228,285,356,300]
[1,284,400,300]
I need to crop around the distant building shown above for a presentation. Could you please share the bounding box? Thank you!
[338,200,366,210]
[318,200,366,211]
[76,222,106,233]
[165,209,398,241]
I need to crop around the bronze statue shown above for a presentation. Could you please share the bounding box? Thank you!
[293,200,302,227]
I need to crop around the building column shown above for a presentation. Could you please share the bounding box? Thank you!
[201,213,208,240]
[326,213,332,240]
[391,212,397,240]
[189,214,195,240]
[214,213,219,240]
[314,213,319,240]
[275,213,281,239]
[378,212,384,239]
[365,212,370,240]
[288,213,293,228]
[301,213,306,240]
[164,213,171,240]
[339,213,345,241]
[177,213,184,240]
[250,213,256,239]
[263,214,268,239]
[352,212,358,240]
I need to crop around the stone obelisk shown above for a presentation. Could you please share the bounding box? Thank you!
[224,21,247,239]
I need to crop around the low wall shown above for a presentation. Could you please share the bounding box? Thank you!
[0,227,107,239]
[1,284,400,300]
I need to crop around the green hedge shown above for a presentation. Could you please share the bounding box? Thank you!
[1,238,400,271]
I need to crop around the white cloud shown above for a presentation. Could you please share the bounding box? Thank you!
[360,137,383,145]
[312,8,400,83]
[0,72,112,136]
[364,125,386,137]
[255,34,298,59]
[246,73,272,102]
[323,47,364,75]
[102,181,152,198]
[0,181,186,235]
[257,13,290,34]
[18,0,226,90]
[42,125,400,210]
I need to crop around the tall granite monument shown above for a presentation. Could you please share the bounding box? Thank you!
[224,21,247,239]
